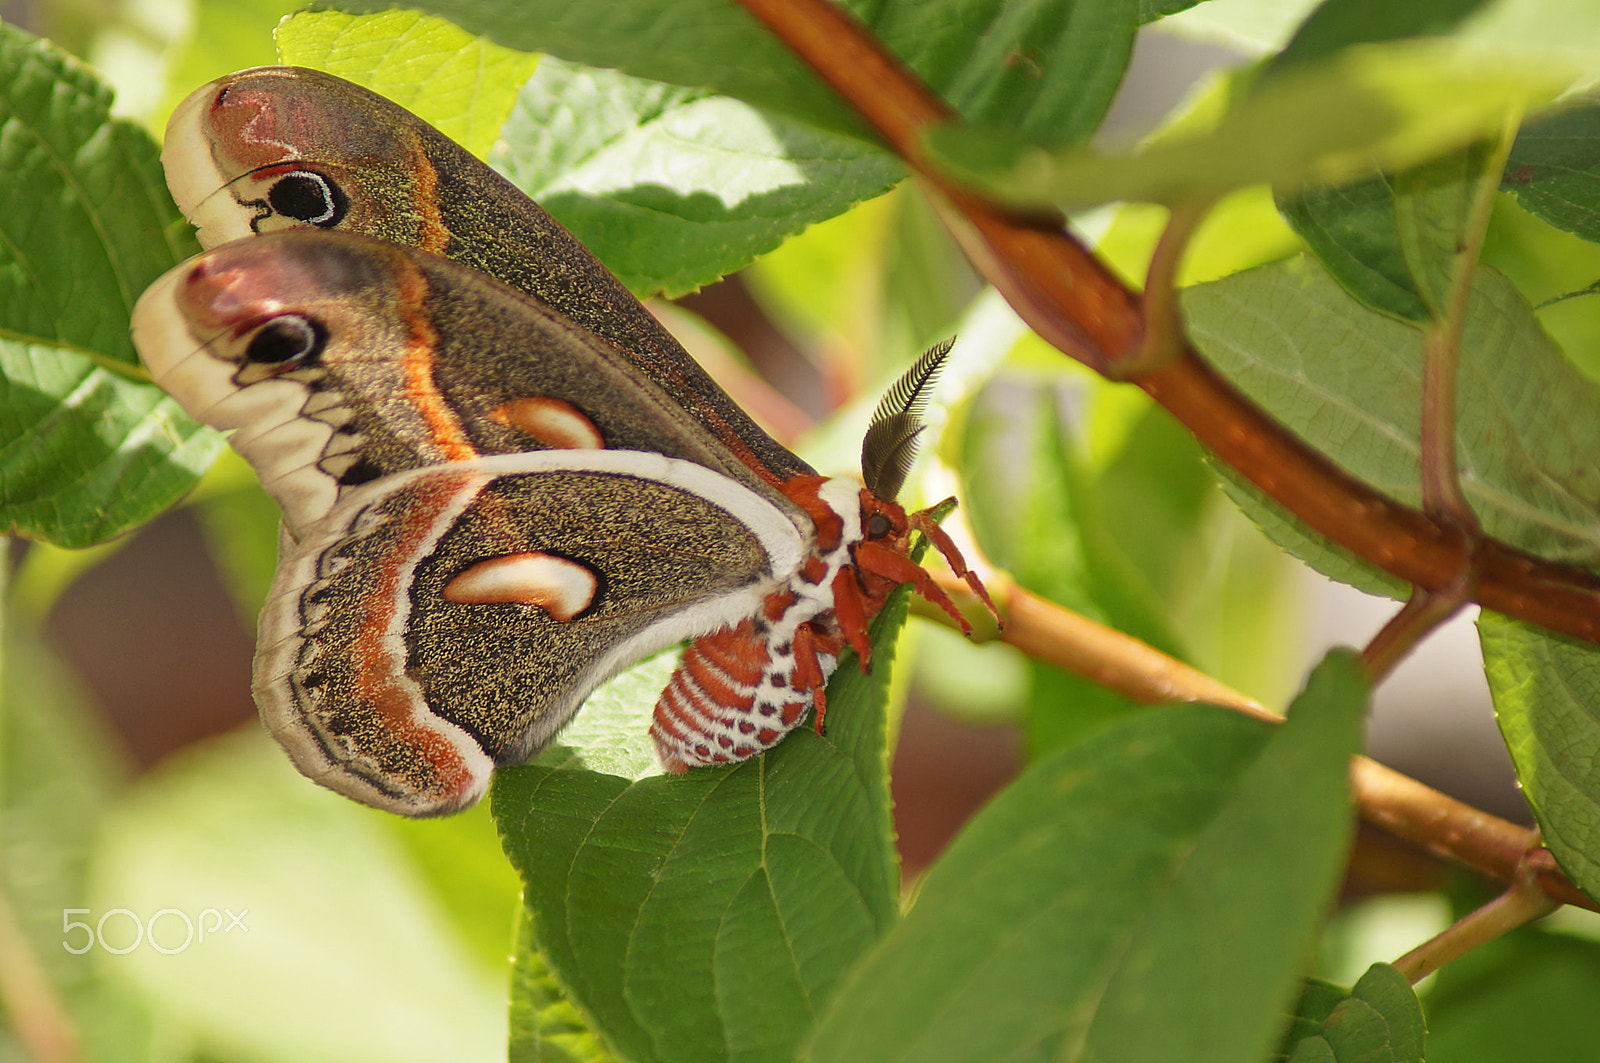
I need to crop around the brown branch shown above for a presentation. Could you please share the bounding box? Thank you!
[922,571,1599,912]
[735,0,1600,647]
[1363,581,1472,681]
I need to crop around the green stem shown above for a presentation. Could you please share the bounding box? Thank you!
[1392,857,1559,983]
[1418,117,1519,530]
[1109,197,1213,380]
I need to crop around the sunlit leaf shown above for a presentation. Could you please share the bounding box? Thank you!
[492,56,904,298]
[336,0,1140,145]
[1270,0,1493,72]
[276,9,537,159]
[928,41,1563,209]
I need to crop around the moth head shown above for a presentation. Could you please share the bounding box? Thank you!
[164,66,426,249]
[860,339,953,504]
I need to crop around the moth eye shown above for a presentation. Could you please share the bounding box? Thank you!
[246,315,325,367]
[267,171,349,227]
[866,512,894,539]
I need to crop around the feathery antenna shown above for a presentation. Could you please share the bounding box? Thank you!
[861,339,953,501]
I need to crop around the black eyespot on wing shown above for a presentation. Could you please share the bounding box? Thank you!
[246,315,325,367]
[337,455,385,487]
[267,171,349,227]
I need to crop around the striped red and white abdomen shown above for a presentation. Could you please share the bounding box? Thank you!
[651,475,863,771]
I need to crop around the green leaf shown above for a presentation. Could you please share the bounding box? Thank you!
[1281,142,1496,323]
[1209,465,1407,600]
[1184,257,1600,590]
[91,729,512,1063]
[1087,390,1305,705]
[276,9,538,160]
[1480,612,1600,899]
[492,56,905,298]
[1318,1000,1397,1062]
[747,189,979,390]
[1091,401,1216,610]
[1351,964,1426,1063]
[960,375,1188,654]
[1281,964,1425,1063]
[1140,0,1210,21]
[1280,978,1352,1057]
[0,24,217,547]
[1392,143,1496,315]
[1425,919,1600,1060]
[1271,0,1494,72]
[1481,195,1600,380]
[338,0,1139,145]
[804,650,1368,1063]
[1503,99,1600,245]
[1287,1039,1340,1063]
[493,601,905,1063]
[509,905,619,1063]
[0,28,190,365]
[747,194,899,348]
[927,40,1564,209]
[1278,175,1434,322]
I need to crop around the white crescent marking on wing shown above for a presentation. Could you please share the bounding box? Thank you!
[255,450,813,812]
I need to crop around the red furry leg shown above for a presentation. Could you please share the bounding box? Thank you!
[852,539,973,634]
[908,509,1002,628]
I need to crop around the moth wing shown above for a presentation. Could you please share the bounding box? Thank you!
[254,450,805,816]
[162,66,812,486]
[131,231,803,541]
